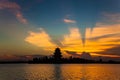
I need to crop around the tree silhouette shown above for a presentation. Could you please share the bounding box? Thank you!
[53,48,62,60]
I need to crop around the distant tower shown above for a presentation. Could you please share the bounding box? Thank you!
[53,48,62,60]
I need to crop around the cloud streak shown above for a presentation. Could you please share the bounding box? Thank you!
[61,27,82,46]
[0,0,28,24]
[65,50,81,57]
[64,19,76,23]
[61,27,85,53]
[102,13,120,24]
[96,45,120,56]
[25,28,56,50]
[83,13,120,57]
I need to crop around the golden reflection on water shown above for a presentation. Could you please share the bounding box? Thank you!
[0,64,120,80]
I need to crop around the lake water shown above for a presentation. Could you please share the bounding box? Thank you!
[0,64,120,80]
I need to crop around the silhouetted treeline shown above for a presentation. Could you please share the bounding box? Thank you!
[0,48,120,64]
[28,48,120,64]
[28,56,120,64]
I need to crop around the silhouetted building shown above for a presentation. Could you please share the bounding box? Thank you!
[81,52,92,60]
[53,48,62,60]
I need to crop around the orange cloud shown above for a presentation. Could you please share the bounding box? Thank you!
[64,19,76,23]
[61,27,82,46]
[0,0,28,24]
[61,21,120,57]
[84,19,120,57]
[25,28,57,50]
[61,27,84,52]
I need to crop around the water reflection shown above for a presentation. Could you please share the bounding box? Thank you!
[53,64,62,80]
[0,64,120,80]
[80,65,87,80]
[0,64,27,80]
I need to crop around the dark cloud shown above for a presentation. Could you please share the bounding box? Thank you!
[89,33,120,41]
[96,45,120,56]
[65,50,81,57]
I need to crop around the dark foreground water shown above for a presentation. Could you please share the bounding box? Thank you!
[0,64,120,80]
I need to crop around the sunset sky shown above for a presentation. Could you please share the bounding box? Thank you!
[0,0,120,60]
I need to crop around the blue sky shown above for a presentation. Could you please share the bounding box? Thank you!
[0,0,120,60]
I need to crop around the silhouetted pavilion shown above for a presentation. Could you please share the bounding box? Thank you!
[53,48,62,60]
